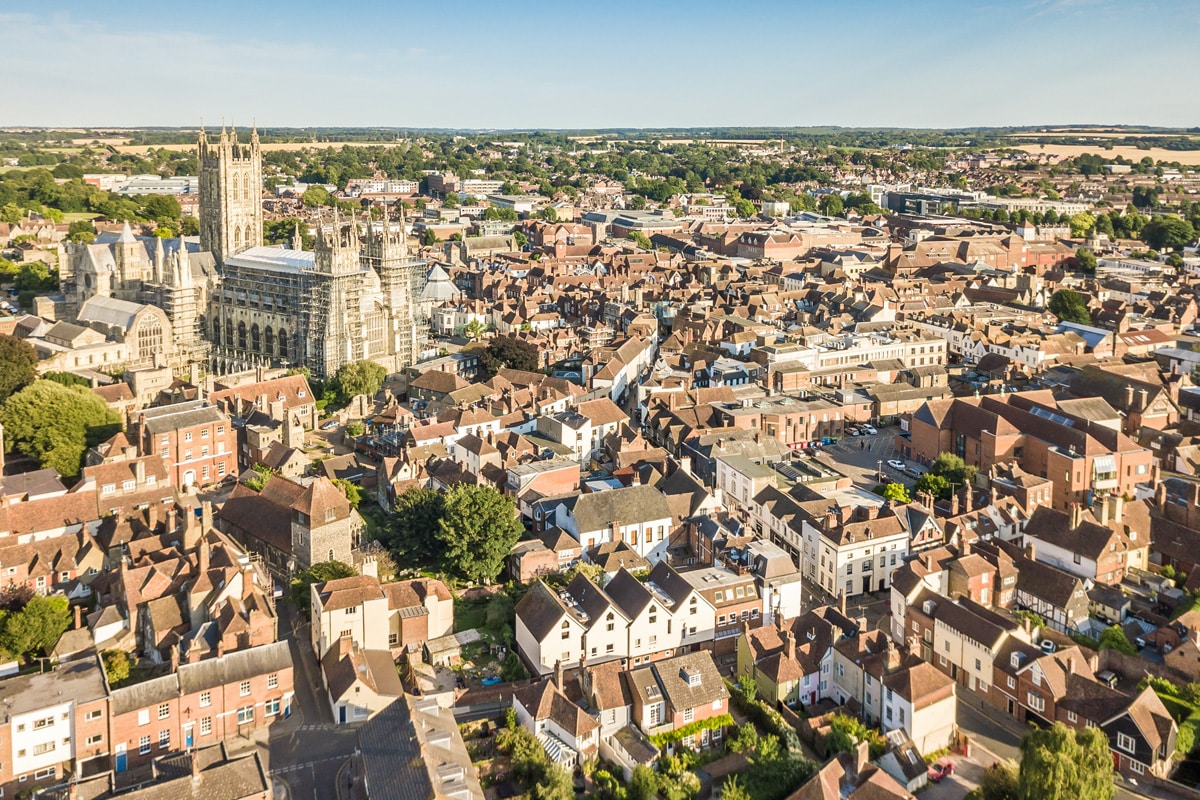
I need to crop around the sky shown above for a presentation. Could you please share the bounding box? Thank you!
[2,0,1198,130]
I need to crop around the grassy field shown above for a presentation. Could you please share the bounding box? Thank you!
[1015,144,1200,165]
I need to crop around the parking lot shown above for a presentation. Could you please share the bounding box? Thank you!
[811,425,918,491]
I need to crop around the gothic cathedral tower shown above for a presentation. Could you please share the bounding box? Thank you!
[198,123,263,265]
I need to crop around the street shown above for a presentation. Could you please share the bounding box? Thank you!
[256,603,360,800]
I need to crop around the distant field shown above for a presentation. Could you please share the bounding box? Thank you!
[62,212,100,222]
[1014,144,1200,165]
[110,141,407,154]
[1013,131,1197,140]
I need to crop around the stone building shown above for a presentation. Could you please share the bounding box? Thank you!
[61,124,425,379]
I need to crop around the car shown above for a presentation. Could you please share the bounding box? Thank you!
[928,761,955,783]
[848,428,861,437]
[887,459,906,471]
[1040,639,1057,654]
[1097,669,1119,689]
[904,465,925,479]
[862,425,878,435]
[320,420,340,431]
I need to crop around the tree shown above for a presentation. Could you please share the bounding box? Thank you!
[1048,289,1092,325]
[302,186,332,207]
[629,231,653,249]
[479,335,540,379]
[14,261,57,293]
[332,478,362,508]
[102,649,132,687]
[289,561,357,619]
[628,765,658,800]
[720,777,752,800]
[877,483,911,503]
[0,594,71,660]
[913,452,977,501]
[966,760,1019,800]
[334,359,387,401]
[818,193,844,217]
[463,319,488,342]
[389,486,446,566]
[437,484,523,583]
[422,228,439,247]
[1,380,121,478]
[443,192,460,209]
[1142,215,1196,251]
[733,198,757,218]
[0,334,37,404]
[913,472,952,501]
[538,207,558,223]
[67,219,96,243]
[513,230,529,249]
[180,215,200,236]
[531,764,573,800]
[1069,212,1096,238]
[1098,624,1137,656]
[1017,722,1114,800]
[44,371,91,388]
[1075,247,1096,273]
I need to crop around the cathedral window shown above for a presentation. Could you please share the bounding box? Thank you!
[213,319,221,342]
[237,322,247,350]
[250,324,261,352]
[278,330,288,358]
[234,226,242,251]
[225,319,233,345]
[231,174,239,199]
[265,327,274,354]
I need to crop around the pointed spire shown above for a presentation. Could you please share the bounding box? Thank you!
[291,221,303,252]
[117,220,136,243]
[251,118,259,142]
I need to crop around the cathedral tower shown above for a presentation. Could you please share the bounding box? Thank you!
[198,123,263,265]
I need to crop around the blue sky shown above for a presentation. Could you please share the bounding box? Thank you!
[3,0,1197,129]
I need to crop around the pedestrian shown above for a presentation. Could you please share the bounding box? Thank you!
[860,441,865,450]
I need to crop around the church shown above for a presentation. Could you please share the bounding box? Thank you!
[60,124,426,378]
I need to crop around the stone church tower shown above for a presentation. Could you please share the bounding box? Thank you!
[199,124,263,265]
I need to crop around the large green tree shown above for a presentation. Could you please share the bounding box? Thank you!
[1075,247,1097,273]
[1,380,121,478]
[1017,722,1114,800]
[818,193,844,217]
[1142,215,1196,251]
[289,561,357,619]
[390,486,446,565]
[0,334,37,404]
[334,359,387,401]
[1048,289,1092,325]
[437,484,523,583]
[0,595,71,660]
[479,335,540,379]
[914,452,977,501]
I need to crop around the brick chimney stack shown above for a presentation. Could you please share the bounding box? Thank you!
[785,630,796,662]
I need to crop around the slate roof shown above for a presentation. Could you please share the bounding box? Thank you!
[571,485,671,533]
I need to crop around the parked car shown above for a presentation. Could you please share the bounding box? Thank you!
[928,761,955,783]
[887,459,906,471]
[904,465,925,479]
[320,420,340,431]
[1097,670,1119,689]
[848,428,861,437]
[862,425,878,435]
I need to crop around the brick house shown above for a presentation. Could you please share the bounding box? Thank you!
[626,651,730,750]
[133,400,237,489]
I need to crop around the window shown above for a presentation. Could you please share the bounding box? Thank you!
[237,706,254,725]
[85,710,102,722]
[1067,710,1077,723]
[122,480,135,492]
[33,742,55,756]
[1027,692,1045,713]
[388,633,399,646]
[35,768,55,780]
[139,736,151,755]
[1130,760,1144,775]
[239,680,251,696]
[1117,733,1136,754]
[683,708,694,723]
[200,717,212,735]
[33,716,54,730]
[158,703,170,720]
[138,709,150,726]
[265,698,280,716]
[606,644,614,654]
[158,730,169,749]
[562,620,570,640]
[1008,676,1016,689]
[86,734,103,746]
[199,691,211,708]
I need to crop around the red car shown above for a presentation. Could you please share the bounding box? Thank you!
[928,761,955,782]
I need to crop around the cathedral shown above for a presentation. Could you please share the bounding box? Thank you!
[60,124,425,378]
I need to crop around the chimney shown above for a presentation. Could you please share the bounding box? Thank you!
[74,604,82,630]
[838,589,847,616]
[1156,482,1168,510]
[1069,502,1082,531]
[1113,494,1124,523]
[1066,655,1075,674]
[950,491,960,517]
[147,501,160,530]
[257,393,268,411]
[553,659,564,691]
[182,504,199,551]
[166,505,178,535]
[775,610,786,633]
[1097,496,1111,525]
[269,398,285,422]
[1026,540,1036,561]
[170,644,180,673]
[960,538,971,556]
[886,637,901,671]
[201,500,213,532]
[961,482,971,512]
[198,536,209,574]
[989,485,999,506]
[1125,384,1135,410]
[610,520,622,544]
[1137,388,1149,412]
[191,749,201,781]
[854,739,871,777]
[785,630,796,662]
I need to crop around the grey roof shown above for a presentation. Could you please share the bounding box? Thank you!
[78,294,145,329]
[120,748,269,800]
[571,484,671,534]
[111,672,179,717]
[140,399,227,435]
[604,568,654,619]
[0,657,106,716]
[514,581,568,641]
[359,695,484,800]
[223,245,316,273]
[177,641,292,695]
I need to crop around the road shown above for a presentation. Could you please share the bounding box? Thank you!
[258,603,360,800]
[956,699,1180,800]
